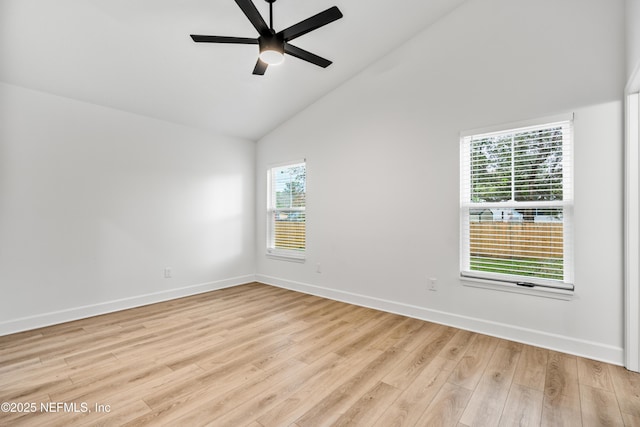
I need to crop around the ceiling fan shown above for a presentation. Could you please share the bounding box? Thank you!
[190,0,343,75]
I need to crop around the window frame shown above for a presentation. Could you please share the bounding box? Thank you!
[459,114,574,292]
[266,159,306,261]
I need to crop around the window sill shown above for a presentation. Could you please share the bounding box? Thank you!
[461,276,574,300]
[266,251,306,263]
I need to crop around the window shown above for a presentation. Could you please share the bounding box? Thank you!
[267,160,306,260]
[460,116,573,290]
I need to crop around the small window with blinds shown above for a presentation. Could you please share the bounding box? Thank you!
[460,116,573,290]
[267,160,306,260]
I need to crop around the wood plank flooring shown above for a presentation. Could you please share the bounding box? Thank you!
[1,282,639,426]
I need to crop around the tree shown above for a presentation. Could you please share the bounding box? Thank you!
[276,165,306,209]
[470,126,564,221]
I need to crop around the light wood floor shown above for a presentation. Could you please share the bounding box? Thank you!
[1,282,639,426]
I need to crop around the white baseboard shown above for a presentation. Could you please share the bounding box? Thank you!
[0,274,256,336]
[5,273,623,366]
[256,274,624,366]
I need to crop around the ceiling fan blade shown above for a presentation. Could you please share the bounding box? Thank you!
[278,6,343,42]
[235,0,269,35]
[284,44,332,68]
[190,35,258,44]
[253,58,268,75]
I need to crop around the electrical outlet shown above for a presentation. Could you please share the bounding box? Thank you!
[428,277,438,291]
[164,268,172,278]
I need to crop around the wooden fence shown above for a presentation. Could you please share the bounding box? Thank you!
[275,221,306,250]
[470,222,563,259]
[274,220,562,258]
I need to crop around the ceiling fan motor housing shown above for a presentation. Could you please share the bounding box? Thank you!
[259,31,284,53]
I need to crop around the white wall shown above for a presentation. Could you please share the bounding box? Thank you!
[0,83,256,334]
[257,0,626,363]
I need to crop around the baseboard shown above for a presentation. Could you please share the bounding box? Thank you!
[5,273,623,366]
[0,274,256,336]
[256,274,624,366]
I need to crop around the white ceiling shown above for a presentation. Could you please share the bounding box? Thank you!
[0,0,466,141]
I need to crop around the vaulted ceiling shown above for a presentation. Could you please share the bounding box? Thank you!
[0,0,466,140]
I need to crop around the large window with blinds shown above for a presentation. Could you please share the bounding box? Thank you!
[460,116,573,290]
[267,160,306,260]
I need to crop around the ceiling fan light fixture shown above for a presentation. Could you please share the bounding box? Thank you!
[259,48,284,65]
[259,37,285,65]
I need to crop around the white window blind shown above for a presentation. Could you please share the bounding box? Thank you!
[267,161,306,260]
[460,117,573,290]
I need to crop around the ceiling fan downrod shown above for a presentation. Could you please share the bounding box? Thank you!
[266,0,275,31]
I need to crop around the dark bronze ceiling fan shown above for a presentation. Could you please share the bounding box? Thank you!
[190,0,343,75]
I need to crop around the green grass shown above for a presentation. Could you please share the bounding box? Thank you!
[470,256,563,280]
